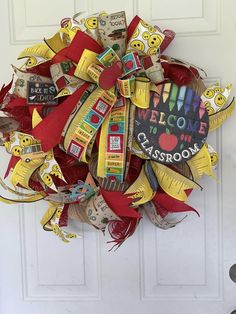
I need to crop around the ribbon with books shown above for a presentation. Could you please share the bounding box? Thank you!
[0,11,234,250]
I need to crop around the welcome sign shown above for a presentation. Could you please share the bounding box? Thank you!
[134,83,209,164]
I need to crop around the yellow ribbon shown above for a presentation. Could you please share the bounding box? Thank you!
[125,165,155,205]
[41,202,77,242]
[151,161,201,202]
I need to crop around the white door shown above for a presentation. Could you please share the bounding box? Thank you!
[0,0,236,313]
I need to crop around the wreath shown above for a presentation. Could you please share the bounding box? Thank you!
[0,11,234,250]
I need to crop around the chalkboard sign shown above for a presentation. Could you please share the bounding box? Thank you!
[27,82,58,105]
[134,83,209,164]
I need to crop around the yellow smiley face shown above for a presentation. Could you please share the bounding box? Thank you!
[210,152,218,166]
[84,17,98,29]
[147,47,158,55]
[66,233,77,239]
[52,223,59,235]
[11,145,22,156]
[142,31,150,40]
[215,93,226,107]
[51,164,62,178]
[4,141,11,153]
[204,101,215,115]
[58,88,71,97]
[55,208,63,218]
[148,26,156,33]
[43,173,53,186]
[203,88,215,99]
[132,27,140,38]
[130,40,145,52]
[214,86,224,93]
[26,56,37,68]
[18,134,34,147]
[45,152,54,161]
[148,34,162,48]
[140,20,150,28]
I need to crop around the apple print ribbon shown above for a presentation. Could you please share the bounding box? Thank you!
[62,86,117,162]
[97,97,130,183]
[79,46,152,109]
[0,10,235,251]
[71,11,165,109]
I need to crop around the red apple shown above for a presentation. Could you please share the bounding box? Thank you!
[99,61,123,90]
[159,133,178,152]
[125,60,134,70]
[110,124,119,132]
[90,114,99,124]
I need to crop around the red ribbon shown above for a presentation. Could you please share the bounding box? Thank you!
[127,15,141,42]
[153,189,199,216]
[4,155,20,179]
[59,204,69,227]
[0,78,14,103]
[30,82,90,152]
[100,189,141,218]
[66,30,103,63]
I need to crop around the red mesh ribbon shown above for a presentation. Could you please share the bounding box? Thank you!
[107,216,140,250]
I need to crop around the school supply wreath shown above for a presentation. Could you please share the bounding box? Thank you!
[0,11,234,249]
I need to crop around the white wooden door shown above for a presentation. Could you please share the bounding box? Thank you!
[0,0,236,313]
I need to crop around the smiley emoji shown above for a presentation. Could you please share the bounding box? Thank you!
[147,47,158,55]
[66,234,77,239]
[214,86,224,93]
[42,173,53,186]
[51,164,62,178]
[26,56,37,68]
[3,141,12,153]
[55,208,63,218]
[140,20,150,28]
[148,34,163,48]
[130,40,145,52]
[204,101,215,115]
[203,88,215,99]
[210,152,218,166]
[52,223,59,235]
[84,17,98,29]
[148,26,156,33]
[142,31,150,40]
[132,27,140,38]
[215,93,226,107]
[11,145,22,156]
[45,152,54,161]
[18,134,34,147]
